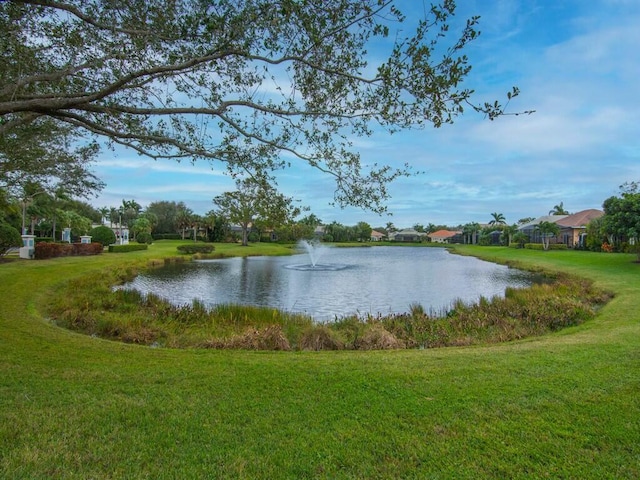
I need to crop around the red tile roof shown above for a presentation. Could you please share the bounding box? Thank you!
[429,229,458,238]
[555,209,603,228]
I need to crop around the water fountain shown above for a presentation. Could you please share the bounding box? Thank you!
[122,246,538,321]
[300,239,325,267]
[284,240,348,271]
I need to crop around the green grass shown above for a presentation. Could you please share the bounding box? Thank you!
[1,242,639,478]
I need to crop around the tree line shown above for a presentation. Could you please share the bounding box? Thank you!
[2,179,640,256]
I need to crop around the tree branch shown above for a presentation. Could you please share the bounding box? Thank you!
[14,0,164,38]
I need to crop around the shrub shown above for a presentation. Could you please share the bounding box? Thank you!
[35,237,54,243]
[176,244,214,254]
[108,244,149,253]
[0,223,22,255]
[136,232,153,244]
[90,225,116,246]
[601,242,614,253]
[34,242,103,259]
[152,233,182,240]
[478,235,493,246]
[34,242,72,259]
[73,242,104,256]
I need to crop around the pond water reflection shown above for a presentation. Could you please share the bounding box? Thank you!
[122,246,537,321]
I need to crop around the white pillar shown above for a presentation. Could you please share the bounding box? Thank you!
[19,235,36,259]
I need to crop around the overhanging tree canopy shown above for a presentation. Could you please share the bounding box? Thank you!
[0,117,104,197]
[1,0,526,213]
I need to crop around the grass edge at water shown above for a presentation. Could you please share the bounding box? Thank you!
[42,246,612,351]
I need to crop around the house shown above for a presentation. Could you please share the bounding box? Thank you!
[370,230,385,242]
[427,229,461,244]
[517,210,602,247]
[389,229,426,242]
[313,225,326,239]
[555,209,603,247]
[517,215,568,244]
[486,230,503,245]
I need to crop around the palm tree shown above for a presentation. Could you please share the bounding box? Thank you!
[536,221,560,250]
[98,207,110,225]
[190,214,203,242]
[108,206,119,227]
[462,222,481,244]
[501,224,518,246]
[176,204,194,240]
[489,212,506,226]
[48,187,71,241]
[549,202,569,215]
[512,230,529,248]
[120,199,142,227]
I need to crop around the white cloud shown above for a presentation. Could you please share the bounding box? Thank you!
[95,157,227,177]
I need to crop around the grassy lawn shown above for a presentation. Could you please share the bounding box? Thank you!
[1,241,639,478]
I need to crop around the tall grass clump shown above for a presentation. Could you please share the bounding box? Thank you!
[200,324,292,350]
[45,266,314,348]
[299,324,345,350]
[376,273,613,348]
[353,323,405,350]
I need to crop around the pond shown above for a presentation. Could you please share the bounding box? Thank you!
[121,246,538,321]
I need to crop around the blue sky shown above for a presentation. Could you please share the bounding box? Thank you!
[91,0,640,228]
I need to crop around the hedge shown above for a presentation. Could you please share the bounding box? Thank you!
[108,244,149,253]
[152,233,183,240]
[176,244,215,254]
[34,242,103,259]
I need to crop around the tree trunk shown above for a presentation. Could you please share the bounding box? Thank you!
[241,225,249,246]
